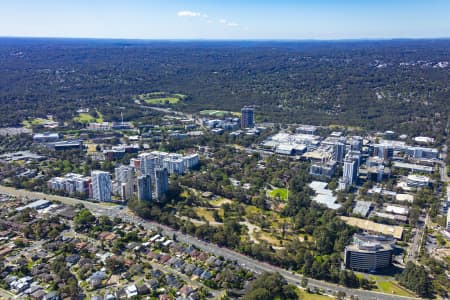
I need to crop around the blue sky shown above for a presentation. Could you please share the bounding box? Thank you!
[0,0,449,40]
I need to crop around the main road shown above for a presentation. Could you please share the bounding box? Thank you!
[0,185,418,300]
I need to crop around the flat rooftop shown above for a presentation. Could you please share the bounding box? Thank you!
[392,161,433,173]
[309,181,341,210]
[353,201,372,217]
[340,216,403,239]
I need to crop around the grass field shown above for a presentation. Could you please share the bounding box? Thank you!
[194,207,223,223]
[269,188,288,201]
[298,289,332,299]
[199,110,240,117]
[145,97,180,104]
[377,281,416,297]
[135,92,186,105]
[22,118,52,127]
[73,111,104,123]
[209,198,232,207]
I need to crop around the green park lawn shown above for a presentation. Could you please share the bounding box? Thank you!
[269,188,288,201]
[135,92,186,105]
[145,97,180,104]
[73,111,104,123]
[297,289,332,299]
[377,281,416,297]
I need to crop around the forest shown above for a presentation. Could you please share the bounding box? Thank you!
[0,38,449,135]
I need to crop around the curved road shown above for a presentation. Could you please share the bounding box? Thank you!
[0,185,419,300]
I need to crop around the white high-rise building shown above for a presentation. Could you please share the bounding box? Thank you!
[91,171,111,202]
[114,165,134,200]
[138,153,157,177]
[343,158,358,185]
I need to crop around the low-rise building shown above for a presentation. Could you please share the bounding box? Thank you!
[406,174,431,187]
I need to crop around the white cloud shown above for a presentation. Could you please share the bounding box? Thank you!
[177,11,239,28]
[177,11,202,17]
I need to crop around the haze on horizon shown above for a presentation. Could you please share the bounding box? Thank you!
[1,0,450,40]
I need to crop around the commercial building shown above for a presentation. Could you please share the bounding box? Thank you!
[309,181,341,210]
[367,165,391,182]
[405,146,438,159]
[344,234,395,273]
[353,201,372,218]
[309,160,337,178]
[333,142,346,163]
[104,145,139,160]
[33,132,60,143]
[240,107,255,129]
[406,174,431,188]
[88,122,111,131]
[50,140,83,151]
[374,144,394,161]
[91,171,112,202]
[349,136,363,152]
[392,162,433,174]
[343,157,358,185]
[296,125,317,135]
[16,199,52,212]
[154,168,169,201]
[137,175,152,202]
[385,205,409,216]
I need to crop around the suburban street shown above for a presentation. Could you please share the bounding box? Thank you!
[0,185,420,300]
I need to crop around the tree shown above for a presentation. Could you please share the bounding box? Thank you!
[242,272,297,300]
[397,262,432,298]
[301,277,308,288]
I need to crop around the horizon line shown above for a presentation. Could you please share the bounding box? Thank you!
[1,35,450,43]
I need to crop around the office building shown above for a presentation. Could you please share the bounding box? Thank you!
[114,165,134,200]
[343,157,358,185]
[137,175,152,202]
[241,106,255,129]
[296,125,317,135]
[154,168,169,201]
[405,146,438,160]
[344,234,395,273]
[309,160,337,178]
[333,142,346,163]
[374,144,394,161]
[350,136,363,152]
[406,174,431,188]
[33,132,60,143]
[91,171,111,202]
[50,140,83,151]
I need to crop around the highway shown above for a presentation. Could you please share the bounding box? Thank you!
[0,185,419,300]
